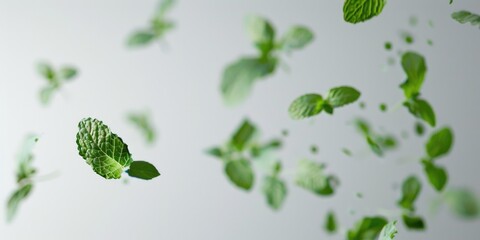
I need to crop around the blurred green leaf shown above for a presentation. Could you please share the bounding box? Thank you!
[325,211,337,234]
[230,119,257,151]
[127,111,157,144]
[326,86,361,108]
[280,26,314,51]
[295,159,336,196]
[58,66,78,81]
[288,94,324,120]
[404,98,436,127]
[400,52,427,99]
[422,160,448,192]
[347,216,387,240]
[7,184,33,222]
[452,11,480,29]
[402,214,425,230]
[262,176,287,210]
[127,30,156,47]
[397,175,422,211]
[444,188,479,219]
[225,159,254,190]
[379,221,398,240]
[426,127,453,159]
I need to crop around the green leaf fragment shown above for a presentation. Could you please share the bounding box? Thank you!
[379,103,387,112]
[127,161,160,180]
[295,159,336,196]
[444,188,479,219]
[452,11,480,29]
[397,175,422,211]
[230,119,257,151]
[384,42,392,50]
[225,159,254,190]
[262,176,287,210]
[400,52,427,99]
[127,31,156,47]
[58,66,78,81]
[426,127,453,159]
[221,57,276,106]
[127,111,157,144]
[76,118,134,179]
[6,184,33,222]
[379,221,398,240]
[288,94,324,119]
[347,216,388,240]
[404,98,436,127]
[326,86,361,108]
[402,214,425,230]
[280,26,314,51]
[414,122,425,136]
[422,160,448,192]
[325,211,337,234]
[245,15,275,53]
[343,0,386,24]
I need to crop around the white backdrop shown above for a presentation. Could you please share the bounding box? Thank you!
[1,0,479,239]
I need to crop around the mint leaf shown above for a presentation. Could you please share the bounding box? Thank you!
[262,176,287,210]
[444,188,479,219]
[414,122,425,136]
[127,31,156,47]
[221,57,277,106]
[295,159,336,196]
[343,0,386,24]
[37,62,56,83]
[397,176,421,211]
[280,26,314,51]
[127,111,157,144]
[422,160,448,192]
[58,66,77,81]
[347,216,388,240]
[225,159,254,190]
[155,0,175,18]
[379,221,398,240]
[288,94,324,119]
[16,135,39,183]
[404,98,436,127]
[6,184,33,222]
[230,119,257,151]
[206,147,224,159]
[76,118,134,179]
[400,52,427,99]
[325,211,337,234]
[452,11,480,29]
[127,161,160,180]
[245,15,275,52]
[402,214,425,230]
[326,86,361,108]
[426,127,453,159]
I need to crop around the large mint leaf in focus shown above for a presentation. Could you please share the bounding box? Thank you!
[76,118,134,179]
[343,0,386,24]
[221,57,277,106]
[326,86,361,108]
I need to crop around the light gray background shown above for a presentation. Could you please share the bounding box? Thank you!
[1,0,479,239]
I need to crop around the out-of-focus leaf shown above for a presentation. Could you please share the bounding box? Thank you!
[444,188,479,219]
[347,216,388,240]
[402,214,425,230]
[230,119,257,151]
[325,211,337,234]
[397,175,422,211]
[6,184,33,222]
[426,127,453,160]
[326,86,361,108]
[262,176,287,210]
[225,159,254,190]
[288,94,324,120]
[452,11,480,29]
[280,26,314,51]
[400,52,427,99]
[295,159,336,196]
[379,221,398,240]
[404,98,436,127]
[127,30,156,47]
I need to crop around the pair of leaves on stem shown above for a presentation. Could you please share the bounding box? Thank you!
[288,86,361,120]
[343,0,386,24]
[221,16,314,106]
[207,119,286,210]
[37,62,78,105]
[127,111,157,144]
[7,135,39,222]
[397,176,426,230]
[354,118,397,157]
[400,52,436,127]
[422,127,453,192]
[76,118,160,180]
[127,0,175,48]
[451,11,480,29]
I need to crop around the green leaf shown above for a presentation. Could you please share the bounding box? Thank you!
[295,159,335,196]
[379,221,398,240]
[326,86,361,108]
[426,127,453,159]
[225,159,254,190]
[280,26,314,51]
[127,112,156,144]
[404,98,436,127]
[402,214,425,230]
[452,11,480,29]
[127,30,156,47]
[206,147,224,159]
[39,85,57,105]
[262,176,287,210]
[127,161,160,180]
[347,216,388,240]
[58,66,78,81]
[245,15,275,50]
[288,94,324,120]
[221,57,277,106]
[367,136,383,157]
[155,0,175,18]
[444,188,479,219]
[230,119,257,151]
[415,122,425,136]
[76,118,134,179]
[37,62,56,83]
[6,184,33,222]
[343,0,387,24]
[16,135,39,183]
[397,175,422,211]
[325,211,337,234]
[400,52,427,99]
[422,160,448,192]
